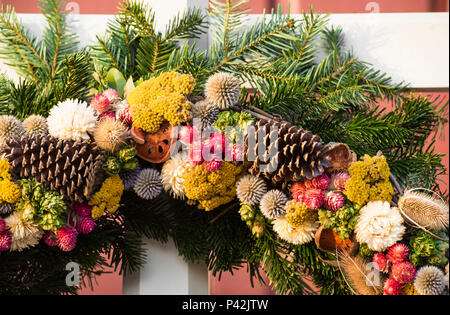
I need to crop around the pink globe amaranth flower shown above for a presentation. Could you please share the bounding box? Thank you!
[303,188,325,210]
[90,95,111,114]
[179,126,194,145]
[119,107,133,125]
[292,190,304,203]
[76,216,97,234]
[386,243,409,263]
[304,174,330,190]
[0,232,12,252]
[188,143,204,165]
[57,226,78,252]
[383,277,403,295]
[0,218,8,234]
[204,132,226,156]
[331,172,350,191]
[98,111,116,121]
[324,191,345,211]
[391,261,416,284]
[203,159,222,172]
[102,89,121,103]
[225,143,243,162]
[373,253,389,273]
[43,231,58,247]
[72,203,93,217]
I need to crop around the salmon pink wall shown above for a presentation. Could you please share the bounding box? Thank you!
[2,0,448,295]
[2,0,449,14]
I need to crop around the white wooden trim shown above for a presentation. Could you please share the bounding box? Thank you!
[2,12,447,88]
[241,12,449,88]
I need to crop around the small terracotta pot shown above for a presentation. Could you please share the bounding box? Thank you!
[130,121,176,164]
[314,226,359,256]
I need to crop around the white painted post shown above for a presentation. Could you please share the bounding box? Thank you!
[121,0,210,295]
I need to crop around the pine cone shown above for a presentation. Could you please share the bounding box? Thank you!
[2,134,105,202]
[244,119,330,184]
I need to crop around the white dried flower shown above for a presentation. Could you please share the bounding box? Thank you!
[355,201,405,252]
[273,216,318,245]
[161,154,192,200]
[47,99,97,141]
[4,211,44,251]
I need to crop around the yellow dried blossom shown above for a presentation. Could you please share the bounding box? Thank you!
[0,158,13,180]
[345,154,393,205]
[89,175,124,219]
[0,180,21,203]
[0,158,21,204]
[127,72,195,133]
[402,283,420,295]
[182,162,243,211]
[284,200,318,227]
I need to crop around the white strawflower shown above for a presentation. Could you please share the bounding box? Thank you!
[273,216,318,245]
[161,154,192,199]
[47,99,97,141]
[4,211,44,251]
[355,201,405,252]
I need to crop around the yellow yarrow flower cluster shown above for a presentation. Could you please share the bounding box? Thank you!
[284,200,318,227]
[89,175,124,219]
[402,283,420,295]
[0,158,21,203]
[345,154,393,205]
[183,162,243,211]
[128,72,195,133]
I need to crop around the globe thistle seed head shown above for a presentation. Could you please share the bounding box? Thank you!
[414,266,446,295]
[205,72,241,109]
[93,117,127,152]
[191,100,219,128]
[260,189,288,219]
[22,115,48,136]
[0,115,24,145]
[120,164,142,191]
[134,168,163,200]
[236,175,267,206]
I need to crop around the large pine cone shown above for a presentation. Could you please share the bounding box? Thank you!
[2,134,105,202]
[244,119,330,184]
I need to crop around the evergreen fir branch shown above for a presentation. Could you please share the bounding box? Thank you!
[163,8,206,41]
[95,35,122,70]
[91,16,139,79]
[0,5,50,83]
[0,74,14,114]
[250,226,316,295]
[136,37,175,76]
[119,0,156,39]
[292,8,328,63]
[54,51,94,102]
[209,0,249,57]
[39,0,78,82]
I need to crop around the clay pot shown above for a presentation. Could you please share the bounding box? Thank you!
[130,121,176,164]
[314,226,359,256]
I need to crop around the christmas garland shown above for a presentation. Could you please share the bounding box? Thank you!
[0,0,448,295]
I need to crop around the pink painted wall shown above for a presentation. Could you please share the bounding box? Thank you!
[2,0,448,295]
